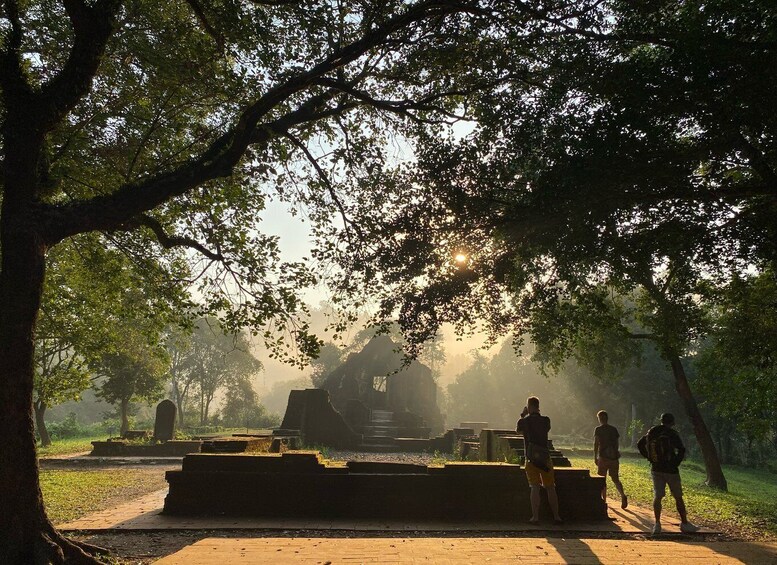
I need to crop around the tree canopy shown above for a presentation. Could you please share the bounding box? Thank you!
[322,1,777,490]
[695,269,777,450]
[34,233,188,443]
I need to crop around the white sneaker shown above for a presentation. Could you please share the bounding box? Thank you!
[652,522,662,535]
[680,522,700,533]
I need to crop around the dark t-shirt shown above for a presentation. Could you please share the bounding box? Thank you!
[517,413,551,452]
[595,424,620,459]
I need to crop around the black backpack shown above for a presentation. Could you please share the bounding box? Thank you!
[646,428,674,464]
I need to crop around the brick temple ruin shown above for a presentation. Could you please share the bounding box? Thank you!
[275,335,445,451]
[163,337,609,523]
[164,452,607,522]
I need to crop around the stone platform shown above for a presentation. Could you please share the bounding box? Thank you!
[162,452,605,522]
[200,435,274,453]
[477,429,572,466]
[60,488,704,534]
[89,439,202,457]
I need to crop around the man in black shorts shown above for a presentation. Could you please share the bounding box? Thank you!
[593,410,627,509]
[638,413,699,535]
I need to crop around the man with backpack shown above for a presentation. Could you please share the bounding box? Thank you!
[637,413,700,535]
[593,410,628,509]
[517,396,563,525]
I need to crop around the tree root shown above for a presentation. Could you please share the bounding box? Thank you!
[24,522,112,564]
[69,538,110,557]
[51,525,110,564]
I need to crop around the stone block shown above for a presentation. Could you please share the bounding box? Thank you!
[278,389,361,449]
[90,439,201,457]
[152,400,176,442]
[460,422,488,434]
[163,453,607,522]
[200,436,273,453]
[346,461,429,474]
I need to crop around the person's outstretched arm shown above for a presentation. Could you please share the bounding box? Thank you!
[673,432,686,465]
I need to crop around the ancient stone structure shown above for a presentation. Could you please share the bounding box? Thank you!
[153,399,177,442]
[276,388,362,449]
[317,335,444,439]
[89,439,202,457]
[460,421,488,435]
[200,435,274,453]
[475,429,572,467]
[164,452,607,521]
[91,398,202,456]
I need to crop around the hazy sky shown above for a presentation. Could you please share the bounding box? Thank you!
[254,121,496,390]
[253,195,497,391]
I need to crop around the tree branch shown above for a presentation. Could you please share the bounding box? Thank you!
[284,131,364,245]
[0,0,32,97]
[183,0,225,51]
[119,214,224,262]
[35,0,122,132]
[44,0,476,242]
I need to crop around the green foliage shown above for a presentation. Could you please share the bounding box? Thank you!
[219,374,279,429]
[173,317,263,426]
[37,436,105,459]
[627,419,646,443]
[45,413,97,441]
[40,469,167,525]
[93,342,168,408]
[320,0,776,384]
[3,0,530,372]
[309,341,345,388]
[695,269,777,447]
[34,236,187,411]
[529,290,643,380]
[315,0,777,489]
[446,337,684,437]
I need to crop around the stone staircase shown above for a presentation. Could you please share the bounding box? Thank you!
[358,410,398,452]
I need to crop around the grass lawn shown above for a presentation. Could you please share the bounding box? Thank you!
[37,435,106,458]
[41,469,167,525]
[568,455,777,540]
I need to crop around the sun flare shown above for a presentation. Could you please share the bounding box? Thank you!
[454,253,468,264]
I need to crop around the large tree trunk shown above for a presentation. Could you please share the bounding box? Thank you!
[0,222,50,562]
[178,402,185,427]
[173,380,187,427]
[669,355,728,490]
[119,398,130,437]
[34,400,51,448]
[203,396,212,425]
[0,217,103,562]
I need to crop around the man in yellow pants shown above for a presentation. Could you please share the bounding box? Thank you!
[517,396,563,525]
